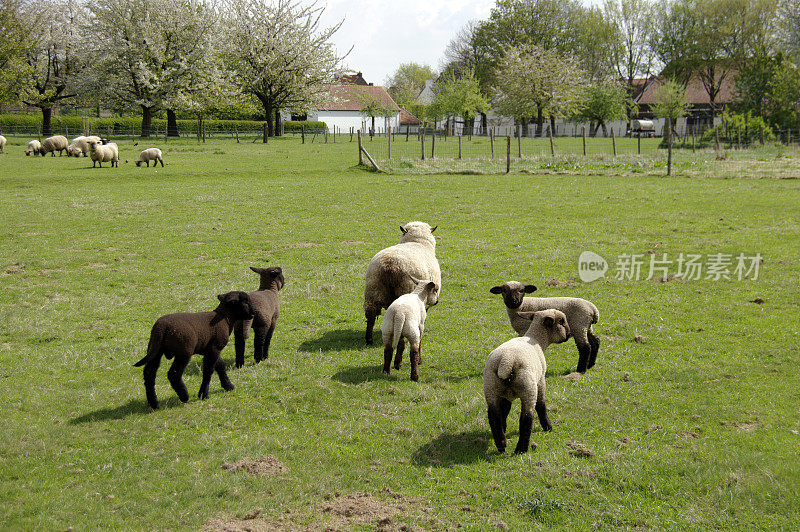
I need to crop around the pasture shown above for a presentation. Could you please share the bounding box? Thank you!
[1,135,799,530]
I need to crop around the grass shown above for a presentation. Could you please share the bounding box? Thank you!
[1,134,799,530]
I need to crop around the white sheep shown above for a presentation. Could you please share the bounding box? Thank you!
[364,221,441,345]
[380,279,439,381]
[25,139,42,156]
[0,135,6,154]
[135,147,164,167]
[66,135,101,157]
[491,281,600,373]
[39,135,69,156]
[87,139,119,168]
[483,308,571,454]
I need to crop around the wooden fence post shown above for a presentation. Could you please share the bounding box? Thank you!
[490,130,494,159]
[388,126,392,159]
[759,123,764,145]
[358,130,363,165]
[517,124,521,158]
[506,136,511,173]
[458,135,462,159]
[611,127,617,156]
[692,126,696,153]
[406,125,410,141]
[431,130,436,158]
[667,117,673,176]
[715,126,720,151]
[548,126,555,157]
[737,126,741,150]
[637,132,641,155]
[421,126,425,161]
[582,126,586,156]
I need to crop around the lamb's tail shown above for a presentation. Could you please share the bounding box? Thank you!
[590,303,599,324]
[134,326,163,367]
[391,312,406,350]
[235,318,253,341]
[496,352,517,381]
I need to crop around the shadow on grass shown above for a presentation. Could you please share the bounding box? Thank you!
[298,328,366,352]
[331,364,384,384]
[412,429,493,467]
[69,398,165,423]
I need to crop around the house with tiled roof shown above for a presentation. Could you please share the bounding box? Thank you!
[306,84,401,133]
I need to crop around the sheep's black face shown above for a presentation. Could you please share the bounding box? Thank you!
[490,282,536,309]
[267,267,285,290]
[218,291,255,319]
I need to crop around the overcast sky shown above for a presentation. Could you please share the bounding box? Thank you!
[319,0,602,87]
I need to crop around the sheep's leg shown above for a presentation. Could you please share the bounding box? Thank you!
[393,338,405,370]
[382,344,393,375]
[159,158,164,167]
[536,380,551,431]
[365,307,379,345]
[575,331,591,373]
[142,356,162,409]
[167,355,191,403]
[410,342,421,381]
[499,398,512,434]
[514,404,535,454]
[234,324,246,369]
[487,401,507,453]
[198,352,220,400]
[587,326,600,369]
[253,327,266,362]
[256,324,274,361]
[215,357,234,391]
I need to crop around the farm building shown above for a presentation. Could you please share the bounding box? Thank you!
[306,84,401,133]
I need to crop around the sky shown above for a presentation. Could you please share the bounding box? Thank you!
[318,0,602,87]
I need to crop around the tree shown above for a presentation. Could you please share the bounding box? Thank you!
[88,0,218,137]
[604,0,656,95]
[18,0,86,135]
[0,0,31,103]
[220,0,344,138]
[652,78,689,175]
[577,82,631,136]
[385,62,436,109]
[430,69,489,135]
[575,7,619,84]
[778,0,800,57]
[492,45,586,136]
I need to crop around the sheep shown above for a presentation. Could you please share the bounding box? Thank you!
[490,281,600,373]
[133,291,255,410]
[380,279,439,381]
[66,135,101,157]
[39,135,68,156]
[135,147,164,167]
[233,266,284,368]
[483,309,571,453]
[0,135,6,154]
[364,221,441,345]
[25,139,41,156]
[87,138,119,168]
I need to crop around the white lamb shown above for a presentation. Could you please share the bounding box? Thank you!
[0,135,6,153]
[483,309,571,454]
[491,281,600,373]
[87,139,119,168]
[25,140,42,156]
[364,221,441,345]
[39,135,68,156]
[380,279,439,381]
[135,147,164,167]
[66,135,101,157]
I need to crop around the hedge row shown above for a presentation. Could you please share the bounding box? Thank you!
[0,114,326,133]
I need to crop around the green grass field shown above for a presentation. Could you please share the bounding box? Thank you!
[1,135,799,530]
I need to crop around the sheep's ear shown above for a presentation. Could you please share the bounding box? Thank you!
[400,225,408,234]
[489,285,504,294]
[524,284,537,293]
[426,281,437,291]
[217,293,226,302]
[250,266,264,274]
[542,316,555,328]
[430,225,437,233]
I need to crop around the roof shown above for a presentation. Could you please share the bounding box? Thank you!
[318,85,401,112]
[399,108,421,125]
[636,71,737,106]
[338,72,369,86]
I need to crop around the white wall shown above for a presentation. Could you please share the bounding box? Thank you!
[307,110,401,132]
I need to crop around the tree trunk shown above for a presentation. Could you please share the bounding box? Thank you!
[167,109,179,137]
[274,109,282,137]
[480,112,488,135]
[41,107,53,137]
[141,106,153,138]
[549,115,556,137]
[265,107,274,141]
[536,108,544,137]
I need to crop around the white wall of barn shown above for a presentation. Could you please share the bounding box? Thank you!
[306,110,401,133]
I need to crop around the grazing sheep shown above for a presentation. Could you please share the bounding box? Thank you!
[39,135,68,156]
[233,266,284,368]
[364,221,441,345]
[135,147,164,167]
[490,281,600,373]
[483,309,571,453]
[381,279,439,381]
[133,291,255,410]
[0,135,6,153]
[25,139,42,156]
[66,135,101,157]
[87,138,119,168]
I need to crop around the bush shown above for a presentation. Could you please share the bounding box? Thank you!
[701,110,776,145]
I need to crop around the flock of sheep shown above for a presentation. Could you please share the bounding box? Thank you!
[18,134,164,168]
[137,221,601,454]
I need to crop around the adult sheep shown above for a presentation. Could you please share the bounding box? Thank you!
[67,135,101,157]
[39,135,68,156]
[0,135,6,154]
[25,140,42,156]
[363,221,441,345]
[87,138,119,168]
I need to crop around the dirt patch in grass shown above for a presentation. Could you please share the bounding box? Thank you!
[544,278,579,288]
[342,240,372,245]
[221,455,287,476]
[205,491,430,531]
